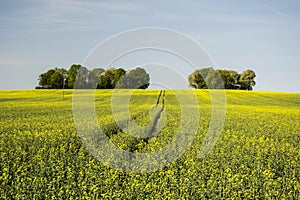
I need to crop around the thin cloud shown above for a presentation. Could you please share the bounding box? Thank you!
[0,16,99,32]
[2,0,145,32]
[38,0,142,13]
[263,4,295,20]
[260,1,296,20]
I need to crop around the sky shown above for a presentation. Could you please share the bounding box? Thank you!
[0,0,299,92]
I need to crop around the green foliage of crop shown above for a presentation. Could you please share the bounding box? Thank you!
[0,89,300,199]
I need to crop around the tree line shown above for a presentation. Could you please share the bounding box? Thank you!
[37,65,256,90]
[188,67,256,90]
[36,64,150,89]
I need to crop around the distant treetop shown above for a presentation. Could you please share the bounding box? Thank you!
[188,67,256,90]
[36,64,150,89]
[37,65,256,90]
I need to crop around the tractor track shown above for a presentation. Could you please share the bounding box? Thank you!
[149,90,165,138]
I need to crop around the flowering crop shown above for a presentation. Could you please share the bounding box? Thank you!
[0,89,299,199]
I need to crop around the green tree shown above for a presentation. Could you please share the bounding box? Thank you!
[67,64,82,89]
[199,67,214,79]
[116,67,150,89]
[205,70,223,89]
[188,67,214,89]
[74,66,91,89]
[97,68,126,89]
[228,70,239,84]
[91,68,105,79]
[188,68,256,90]
[51,71,63,89]
[188,70,206,89]
[37,67,66,89]
[218,69,239,89]
[98,74,113,89]
[112,68,126,87]
[239,69,256,90]
[38,69,55,88]
[97,68,115,89]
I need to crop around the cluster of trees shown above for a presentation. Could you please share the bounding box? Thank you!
[188,67,256,90]
[37,64,256,90]
[36,64,150,89]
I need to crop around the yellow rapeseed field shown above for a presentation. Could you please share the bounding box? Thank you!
[0,89,299,199]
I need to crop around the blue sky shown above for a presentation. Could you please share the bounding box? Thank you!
[0,0,299,91]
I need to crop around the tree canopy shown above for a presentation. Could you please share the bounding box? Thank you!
[188,68,256,90]
[37,64,256,90]
[36,65,150,89]
[116,67,150,89]
[37,68,66,89]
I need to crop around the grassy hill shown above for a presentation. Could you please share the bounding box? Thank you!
[0,90,299,199]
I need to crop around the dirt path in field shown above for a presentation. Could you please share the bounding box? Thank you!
[149,90,165,138]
